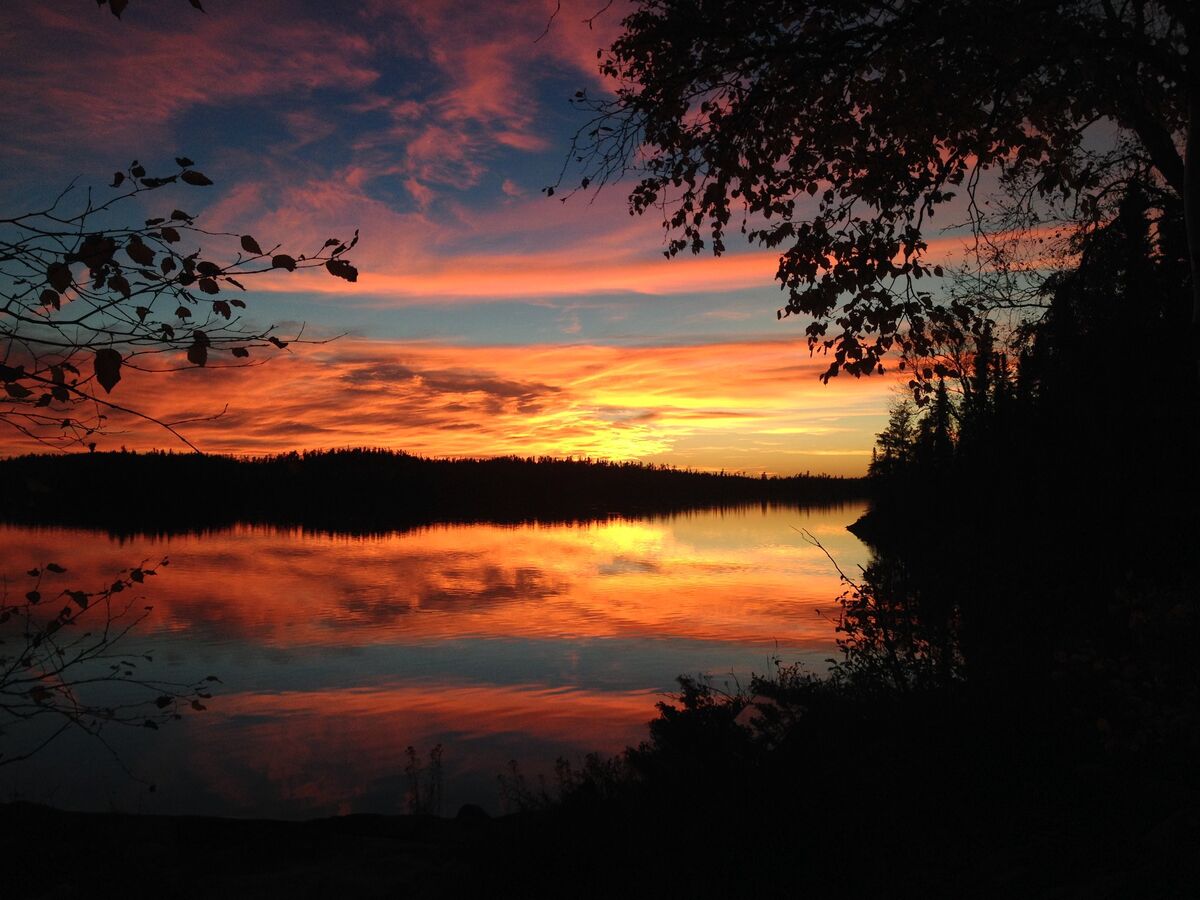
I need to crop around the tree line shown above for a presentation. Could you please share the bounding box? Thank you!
[0,448,864,535]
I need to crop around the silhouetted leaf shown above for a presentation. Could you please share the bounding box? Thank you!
[197,277,220,294]
[46,263,72,293]
[231,346,249,358]
[240,235,263,255]
[187,332,209,366]
[5,383,32,399]
[174,306,191,319]
[196,261,220,276]
[126,238,154,266]
[175,156,195,167]
[191,700,207,711]
[212,300,231,318]
[111,171,125,188]
[108,274,131,298]
[26,591,40,603]
[136,306,150,322]
[67,590,89,609]
[271,254,296,271]
[268,336,288,349]
[40,289,60,309]
[170,209,193,221]
[325,259,358,282]
[46,563,66,574]
[160,226,181,243]
[229,298,246,308]
[180,170,213,187]
[155,696,173,709]
[0,364,25,383]
[94,348,122,393]
[130,162,145,178]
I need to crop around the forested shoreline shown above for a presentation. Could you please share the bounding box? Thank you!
[0,449,863,535]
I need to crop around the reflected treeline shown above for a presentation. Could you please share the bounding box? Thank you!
[0,449,863,536]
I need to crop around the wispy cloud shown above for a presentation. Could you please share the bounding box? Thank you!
[0,338,894,474]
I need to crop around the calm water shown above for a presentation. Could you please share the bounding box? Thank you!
[1,503,868,817]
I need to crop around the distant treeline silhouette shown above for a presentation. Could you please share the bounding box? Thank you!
[0,448,863,535]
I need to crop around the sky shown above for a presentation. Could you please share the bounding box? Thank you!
[0,0,910,475]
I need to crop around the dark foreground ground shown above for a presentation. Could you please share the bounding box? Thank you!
[7,726,1198,900]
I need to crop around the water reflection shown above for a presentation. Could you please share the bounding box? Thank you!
[0,503,867,817]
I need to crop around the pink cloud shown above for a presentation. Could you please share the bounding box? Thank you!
[0,4,378,158]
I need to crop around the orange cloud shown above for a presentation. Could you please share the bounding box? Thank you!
[0,338,895,474]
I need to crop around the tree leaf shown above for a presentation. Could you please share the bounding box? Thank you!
[40,289,61,309]
[231,346,250,358]
[108,274,131,298]
[94,348,123,393]
[325,259,358,282]
[160,226,181,243]
[174,306,192,319]
[198,277,220,294]
[271,254,297,271]
[47,262,72,293]
[240,235,263,255]
[180,170,214,187]
[126,238,155,266]
[187,331,210,366]
[111,172,125,188]
[175,156,195,167]
[212,299,231,319]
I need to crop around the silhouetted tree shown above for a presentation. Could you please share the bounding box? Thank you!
[0,162,358,450]
[559,0,1197,384]
[869,400,917,478]
[1,558,217,767]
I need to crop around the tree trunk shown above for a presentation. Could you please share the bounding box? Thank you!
[1188,92,1200,381]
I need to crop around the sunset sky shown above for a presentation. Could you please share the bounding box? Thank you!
[0,0,923,475]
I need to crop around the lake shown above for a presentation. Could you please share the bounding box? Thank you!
[0,502,868,818]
